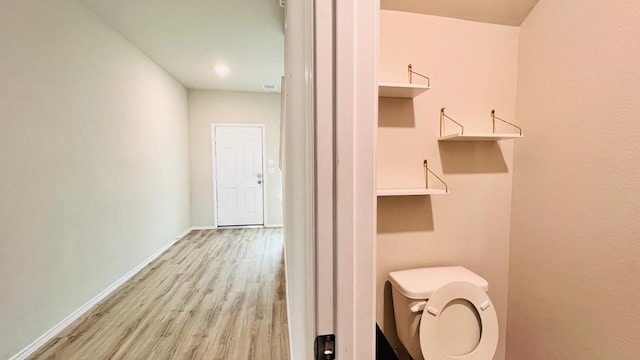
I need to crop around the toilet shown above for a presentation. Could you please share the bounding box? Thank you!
[389,266,498,360]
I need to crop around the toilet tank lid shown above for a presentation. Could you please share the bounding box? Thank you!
[388,266,489,299]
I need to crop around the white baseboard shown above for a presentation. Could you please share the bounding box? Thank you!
[191,224,283,230]
[216,225,262,229]
[282,240,295,359]
[174,227,193,240]
[9,228,192,360]
[190,225,217,230]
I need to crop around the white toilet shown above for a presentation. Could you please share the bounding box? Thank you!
[389,266,498,360]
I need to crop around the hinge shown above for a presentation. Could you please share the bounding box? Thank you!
[315,334,335,360]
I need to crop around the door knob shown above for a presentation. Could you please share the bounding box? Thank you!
[258,180,262,184]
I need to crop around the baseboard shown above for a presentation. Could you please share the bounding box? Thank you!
[9,227,192,360]
[190,225,217,230]
[191,224,283,230]
[174,227,193,240]
[282,241,295,359]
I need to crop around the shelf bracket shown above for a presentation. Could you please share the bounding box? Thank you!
[408,64,431,87]
[423,160,448,193]
[440,107,464,137]
[491,110,522,136]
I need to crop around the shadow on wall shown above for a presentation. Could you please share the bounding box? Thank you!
[379,97,415,127]
[381,281,411,360]
[438,141,508,174]
[377,196,434,233]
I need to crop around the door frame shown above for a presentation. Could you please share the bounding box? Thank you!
[333,0,378,357]
[282,0,316,357]
[284,0,377,357]
[210,123,267,228]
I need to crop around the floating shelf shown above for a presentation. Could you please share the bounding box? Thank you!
[438,133,523,142]
[378,82,430,98]
[377,188,448,196]
[439,108,523,142]
[377,160,448,197]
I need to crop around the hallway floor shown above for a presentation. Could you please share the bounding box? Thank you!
[29,228,290,360]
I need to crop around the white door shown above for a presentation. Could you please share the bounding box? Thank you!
[214,125,264,226]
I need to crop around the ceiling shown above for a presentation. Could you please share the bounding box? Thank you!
[82,0,285,92]
[382,0,539,26]
[81,1,538,93]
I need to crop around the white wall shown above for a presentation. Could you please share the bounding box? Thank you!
[187,90,283,227]
[0,1,190,358]
[507,0,640,358]
[377,11,519,360]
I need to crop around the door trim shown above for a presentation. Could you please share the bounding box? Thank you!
[334,0,378,358]
[287,0,377,357]
[314,0,334,339]
[282,0,316,357]
[211,123,267,228]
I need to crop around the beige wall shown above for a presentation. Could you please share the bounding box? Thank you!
[188,90,283,227]
[377,11,519,360]
[0,1,191,358]
[507,0,640,358]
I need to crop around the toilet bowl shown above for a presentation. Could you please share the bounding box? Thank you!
[389,266,498,360]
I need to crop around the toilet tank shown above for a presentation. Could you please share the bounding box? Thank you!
[388,266,489,360]
[389,266,488,299]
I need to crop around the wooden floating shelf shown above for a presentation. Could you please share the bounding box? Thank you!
[378,82,430,98]
[438,133,523,142]
[377,188,448,196]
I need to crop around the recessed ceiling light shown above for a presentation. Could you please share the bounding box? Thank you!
[215,64,230,77]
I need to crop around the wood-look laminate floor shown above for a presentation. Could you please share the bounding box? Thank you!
[29,228,290,360]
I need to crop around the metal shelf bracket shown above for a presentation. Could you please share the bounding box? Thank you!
[423,160,448,193]
[440,107,465,137]
[491,109,522,135]
[408,64,431,87]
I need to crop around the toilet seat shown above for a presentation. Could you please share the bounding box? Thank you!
[419,281,498,360]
